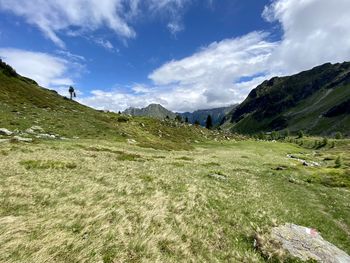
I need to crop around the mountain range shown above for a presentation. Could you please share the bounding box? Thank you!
[123,104,236,127]
[180,105,237,126]
[225,62,350,136]
[123,104,176,120]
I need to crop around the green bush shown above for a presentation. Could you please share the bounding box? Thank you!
[117,116,129,122]
[271,131,280,140]
[335,132,343,140]
[297,130,304,138]
[322,137,328,146]
[335,156,343,168]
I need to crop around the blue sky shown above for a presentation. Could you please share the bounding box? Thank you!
[0,0,350,112]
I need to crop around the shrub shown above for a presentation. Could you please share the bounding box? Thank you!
[284,129,290,138]
[271,131,280,140]
[257,132,266,140]
[335,132,343,140]
[335,156,343,168]
[20,160,77,170]
[175,115,182,122]
[297,130,304,138]
[322,137,328,146]
[117,116,129,122]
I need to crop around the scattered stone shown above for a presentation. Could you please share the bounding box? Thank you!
[270,223,350,262]
[36,134,56,139]
[275,166,287,171]
[12,136,33,143]
[209,173,227,180]
[140,123,145,127]
[287,154,320,167]
[25,125,44,134]
[127,139,137,144]
[0,128,13,136]
[30,125,44,132]
[25,128,35,134]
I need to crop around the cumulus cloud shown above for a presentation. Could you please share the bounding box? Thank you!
[264,0,350,74]
[78,32,276,112]
[0,48,83,97]
[0,0,193,48]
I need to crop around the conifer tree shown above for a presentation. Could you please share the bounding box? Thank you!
[206,115,213,129]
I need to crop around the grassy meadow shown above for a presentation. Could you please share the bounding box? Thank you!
[1,138,350,262]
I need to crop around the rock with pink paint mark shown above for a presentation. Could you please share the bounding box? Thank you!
[271,223,350,262]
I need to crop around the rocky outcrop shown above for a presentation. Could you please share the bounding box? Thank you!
[270,224,350,262]
[0,128,13,136]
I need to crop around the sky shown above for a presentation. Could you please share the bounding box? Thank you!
[0,0,350,113]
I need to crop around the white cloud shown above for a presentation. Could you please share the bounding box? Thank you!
[0,48,83,97]
[264,0,350,74]
[167,22,184,36]
[0,0,135,48]
[0,0,194,48]
[94,39,118,52]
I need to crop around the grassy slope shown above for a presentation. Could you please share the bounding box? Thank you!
[0,71,223,150]
[0,139,349,262]
[232,83,350,135]
[228,62,350,136]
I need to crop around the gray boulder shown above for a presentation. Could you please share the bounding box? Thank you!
[25,125,44,134]
[0,128,13,136]
[36,134,56,139]
[271,223,350,262]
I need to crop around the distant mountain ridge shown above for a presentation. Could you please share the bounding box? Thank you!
[226,62,350,136]
[180,105,237,126]
[123,104,176,120]
[123,103,237,126]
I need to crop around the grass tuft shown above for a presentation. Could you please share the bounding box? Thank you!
[20,160,77,170]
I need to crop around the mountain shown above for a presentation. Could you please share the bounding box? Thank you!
[180,105,237,126]
[225,62,350,136]
[123,104,176,119]
[0,59,220,150]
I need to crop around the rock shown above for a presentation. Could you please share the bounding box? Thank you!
[275,166,287,171]
[0,128,13,136]
[209,174,227,180]
[12,136,33,143]
[270,223,350,262]
[30,125,44,132]
[127,139,137,144]
[25,126,44,134]
[25,128,35,134]
[36,134,56,139]
[287,154,320,167]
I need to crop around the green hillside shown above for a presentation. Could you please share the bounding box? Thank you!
[227,62,350,136]
[0,60,222,150]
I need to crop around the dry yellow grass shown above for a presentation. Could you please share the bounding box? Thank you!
[0,139,349,262]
